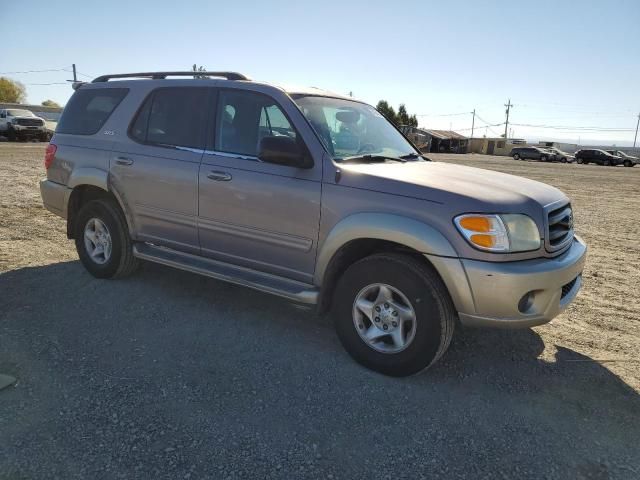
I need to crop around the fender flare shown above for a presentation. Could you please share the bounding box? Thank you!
[314,212,458,286]
[66,168,136,236]
[68,167,109,190]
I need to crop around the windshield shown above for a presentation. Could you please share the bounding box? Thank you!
[7,109,35,117]
[292,95,418,161]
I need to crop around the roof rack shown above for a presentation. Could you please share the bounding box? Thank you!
[91,71,250,83]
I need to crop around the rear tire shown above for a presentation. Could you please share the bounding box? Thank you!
[74,198,139,279]
[332,253,455,377]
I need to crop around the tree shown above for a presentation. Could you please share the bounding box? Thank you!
[397,104,410,125]
[376,100,397,124]
[192,64,207,79]
[376,100,419,127]
[0,77,26,103]
[41,99,61,108]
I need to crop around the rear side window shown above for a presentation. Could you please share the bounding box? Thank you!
[130,87,208,149]
[57,88,128,135]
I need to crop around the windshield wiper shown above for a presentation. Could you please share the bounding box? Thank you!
[399,152,429,161]
[339,155,407,164]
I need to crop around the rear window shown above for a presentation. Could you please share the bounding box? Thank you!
[129,87,208,149]
[57,88,128,135]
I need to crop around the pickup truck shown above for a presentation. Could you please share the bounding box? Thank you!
[0,108,49,141]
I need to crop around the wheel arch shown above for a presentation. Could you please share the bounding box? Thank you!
[66,182,134,239]
[315,213,459,313]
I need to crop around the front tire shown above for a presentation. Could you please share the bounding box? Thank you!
[74,198,139,279]
[603,159,611,166]
[624,160,632,167]
[513,153,520,160]
[332,253,455,377]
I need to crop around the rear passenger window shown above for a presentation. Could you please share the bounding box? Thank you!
[57,88,128,135]
[130,87,208,149]
[215,90,296,157]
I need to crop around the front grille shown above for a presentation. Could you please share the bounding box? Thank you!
[546,203,574,251]
[561,277,578,299]
[17,118,44,126]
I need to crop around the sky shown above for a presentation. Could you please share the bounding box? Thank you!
[2,0,639,146]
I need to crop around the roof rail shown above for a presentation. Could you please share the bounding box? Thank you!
[91,71,250,83]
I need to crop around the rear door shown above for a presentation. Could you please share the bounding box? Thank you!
[197,88,322,283]
[110,87,209,254]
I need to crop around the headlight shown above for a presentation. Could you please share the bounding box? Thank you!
[454,214,541,252]
[11,118,19,124]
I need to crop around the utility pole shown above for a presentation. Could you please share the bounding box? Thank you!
[504,99,512,139]
[471,109,476,138]
[634,112,640,148]
[72,63,77,82]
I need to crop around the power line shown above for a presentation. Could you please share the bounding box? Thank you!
[24,82,69,86]
[510,123,634,132]
[0,68,68,75]
[415,111,471,117]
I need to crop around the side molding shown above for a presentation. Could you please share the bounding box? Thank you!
[314,213,458,286]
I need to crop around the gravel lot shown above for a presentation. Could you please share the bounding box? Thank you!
[1,143,639,479]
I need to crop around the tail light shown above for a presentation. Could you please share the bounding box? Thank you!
[44,143,57,169]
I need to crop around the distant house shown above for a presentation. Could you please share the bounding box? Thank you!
[469,137,526,156]
[398,126,432,152]
[425,130,469,154]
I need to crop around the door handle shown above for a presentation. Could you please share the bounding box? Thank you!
[207,171,232,181]
[115,156,134,166]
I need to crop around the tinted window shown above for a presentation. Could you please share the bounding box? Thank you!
[130,87,208,149]
[215,90,296,157]
[57,88,128,135]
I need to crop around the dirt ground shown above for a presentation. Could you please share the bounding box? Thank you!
[1,143,639,479]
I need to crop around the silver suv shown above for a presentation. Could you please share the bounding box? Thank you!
[40,71,587,376]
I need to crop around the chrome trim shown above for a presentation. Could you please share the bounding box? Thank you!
[203,150,261,162]
[543,200,574,254]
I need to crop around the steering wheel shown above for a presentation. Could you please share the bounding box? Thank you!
[357,143,377,154]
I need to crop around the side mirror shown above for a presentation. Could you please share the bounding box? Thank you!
[0,113,5,119]
[258,136,313,169]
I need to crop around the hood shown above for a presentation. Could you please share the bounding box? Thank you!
[338,160,567,213]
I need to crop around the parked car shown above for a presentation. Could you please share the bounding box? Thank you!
[510,146,554,162]
[575,149,623,166]
[606,150,638,167]
[0,108,49,141]
[39,71,587,376]
[546,147,575,163]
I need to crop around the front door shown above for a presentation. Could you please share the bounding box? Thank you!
[197,89,322,283]
[110,86,209,254]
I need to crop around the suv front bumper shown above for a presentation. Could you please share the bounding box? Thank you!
[427,235,587,328]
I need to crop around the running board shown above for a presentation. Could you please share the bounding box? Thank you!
[133,243,319,305]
